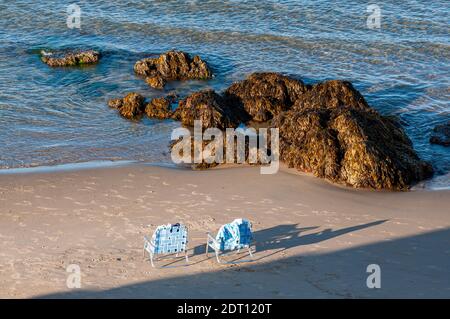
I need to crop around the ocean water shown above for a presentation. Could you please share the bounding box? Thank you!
[0,1,448,187]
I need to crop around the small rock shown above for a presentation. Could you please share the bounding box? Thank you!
[134,50,212,88]
[108,98,123,109]
[41,49,100,67]
[108,93,145,120]
[146,75,166,89]
[145,97,173,119]
[430,122,450,146]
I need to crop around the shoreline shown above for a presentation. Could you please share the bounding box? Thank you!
[0,163,449,298]
[0,160,448,191]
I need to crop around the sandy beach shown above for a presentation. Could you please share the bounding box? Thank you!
[0,163,448,298]
[1,0,449,305]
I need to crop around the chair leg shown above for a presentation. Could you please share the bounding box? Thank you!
[248,247,253,259]
[215,249,221,263]
[205,243,209,257]
[185,250,189,263]
[150,253,155,268]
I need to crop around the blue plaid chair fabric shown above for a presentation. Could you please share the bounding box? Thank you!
[151,224,188,254]
[144,223,189,268]
[236,219,253,248]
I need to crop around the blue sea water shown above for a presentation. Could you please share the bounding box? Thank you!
[0,0,448,187]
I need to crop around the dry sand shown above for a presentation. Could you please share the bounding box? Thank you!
[0,163,449,298]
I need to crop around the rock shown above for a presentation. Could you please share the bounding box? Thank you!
[134,50,212,88]
[170,133,263,170]
[146,75,166,89]
[245,97,286,122]
[41,49,100,67]
[430,122,450,146]
[163,72,432,190]
[272,107,433,190]
[273,109,341,179]
[188,55,213,80]
[293,80,370,111]
[145,97,173,119]
[172,89,247,129]
[166,92,180,104]
[108,93,145,120]
[119,93,145,119]
[170,136,221,170]
[224,72,308,122]
[108,98,123,109]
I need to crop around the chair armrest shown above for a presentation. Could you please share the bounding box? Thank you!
[144,236,155,248]
[206,232,219,247]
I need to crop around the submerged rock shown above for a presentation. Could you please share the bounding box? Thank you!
[293,80,370,111]
[108,93,145,120]
[41,49,100,67]
[430,122,450,146]
[134,50,212,88]
[145,97,173,119]
[272,107,433,190]
[224,72,308,122]
[172,89,246,129]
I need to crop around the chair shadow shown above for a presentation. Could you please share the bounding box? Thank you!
[191,220,388,263]
[36,225,450,298]
[144,254,192,269]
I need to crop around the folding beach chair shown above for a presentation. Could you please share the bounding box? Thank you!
[143,223,189,268]
[205,218,255,263]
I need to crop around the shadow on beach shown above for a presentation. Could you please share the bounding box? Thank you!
[37,224,450,299]
[190,220,388,261]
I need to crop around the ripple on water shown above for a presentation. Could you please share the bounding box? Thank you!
[0,0,448,187]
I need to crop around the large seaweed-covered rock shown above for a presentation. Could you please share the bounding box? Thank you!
[41,49,100,67]
[170,133,264,170]
[430,122,450,146]
[145,97,173,119]
[224,72,308,122]
[172,89,247,129]
[170,136,221,170]
[134,50,212,88]
[272,107,433,190]
[161,71,432,190]
[293,80,370,111]
[108,93,145,120]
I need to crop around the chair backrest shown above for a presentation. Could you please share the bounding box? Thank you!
[236,219,253,247]
[216,218,252,251]
[151,223,188,254]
